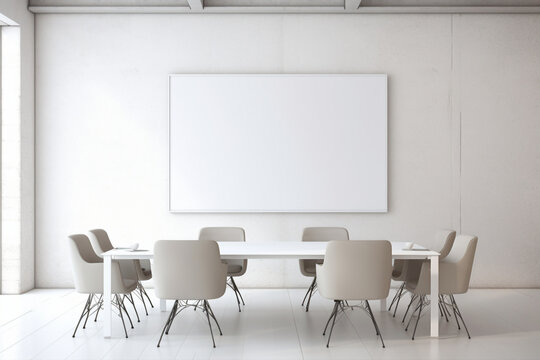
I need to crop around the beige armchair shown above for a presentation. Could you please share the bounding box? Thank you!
[199,227,247,312]
[404,234,478,340]
[68,234,137,338]
[316,240,392,348]
[391,229,456,318]
[153,240,228,348]
[88,229,145,320]
[300,227,349,311]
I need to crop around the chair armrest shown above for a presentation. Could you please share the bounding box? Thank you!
[409,260,459,295]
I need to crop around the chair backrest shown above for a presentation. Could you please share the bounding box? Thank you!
[302,227,350,242]
[88,228,138,281]
[153,240,227,300]
[88,229,114,255]
[300,227,349,276]
[403,229,457,283]
[199,227,245,242]
[68,234,102,293]
[436,229,457,259]
[69,234,103,265]
[442,234,478,294]
[199,227,246,274]
[318,240,392,300]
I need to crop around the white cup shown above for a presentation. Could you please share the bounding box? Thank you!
[405,242,414,250]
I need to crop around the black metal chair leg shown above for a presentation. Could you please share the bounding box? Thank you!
[365,300,380,335]
[450,296,462,330]
[82,294,94,329]
[451,295,471,339]
[230,277,245,306]
[322,301,339,336]
[388,283,403,311]
[115,295,129,338]
[402,294,417,323]
[139,285,154,308]
[306,277,316,312]
[127,293,141,322]
[393,286,405,318]
[119,295,134,329]
[439,295,450,322]
[230,279,242,312]
[326,300,340,348]
[412,297,424,340]
[139,285,149,316]
[165,300,179,334]
[301,277,316,306]
[206,301,223,335]
[157,301,178,347]
[405,299,423,331]
[366,301,385,348]
[94,295,103,322]
[72,294,92,337]
[145,292,154,308]
[203,300,217,348]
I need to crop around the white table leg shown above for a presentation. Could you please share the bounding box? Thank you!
[104,255,112,338]
[430,255,439,337]
[379,298,387,312]
[160,299,167,312]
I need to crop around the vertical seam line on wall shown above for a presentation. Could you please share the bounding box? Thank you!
[456,14,462,235]
[33,13,37,289]
[452,15,463,233]
[451,13,462,234]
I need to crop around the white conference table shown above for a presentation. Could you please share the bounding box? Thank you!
[102,241,440,339]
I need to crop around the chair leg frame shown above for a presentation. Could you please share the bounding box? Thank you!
[134,282,151,316]
[322,299,385,349]
[402,294,418,323]
[301,276,318,312]
[124,293,141,322]
[388,283,405,311]
[404,294,471,340]
[157,299,223,348]
[73,293,130,338]
[391,283,407,318]
[117,294,134,329]
[135,281,154,309]
[227,276,245,312]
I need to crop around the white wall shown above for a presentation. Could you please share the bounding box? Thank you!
[0,0,35,294]
[35,13,540,288]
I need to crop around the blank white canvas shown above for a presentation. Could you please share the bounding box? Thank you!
[169,74,387,212]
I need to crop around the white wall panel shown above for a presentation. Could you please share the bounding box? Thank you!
[35,13,539,288]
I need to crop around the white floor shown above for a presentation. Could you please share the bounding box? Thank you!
[0,288,539,360]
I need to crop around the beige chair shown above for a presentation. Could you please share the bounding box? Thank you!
[153,240,227,348]
[404,234,478,340]
[300,227,349,312]
[88,229,144,321]
[68,234,137,338]
[317,240,392,348]
[199,227,247,312]
[389,229,456,318]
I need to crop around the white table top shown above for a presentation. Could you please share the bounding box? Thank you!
[102,241,439,260]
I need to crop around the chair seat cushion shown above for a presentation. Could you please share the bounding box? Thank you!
[304,263,316,275]
[303,259,323,276]
[119,278,138,293]
[227,264,244,275]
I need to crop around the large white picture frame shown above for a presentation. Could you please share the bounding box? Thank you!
[169,74,387,213]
